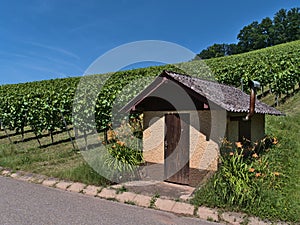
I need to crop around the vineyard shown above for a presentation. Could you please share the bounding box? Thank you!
[0,40,299,147]
[0,77,78,146]
[0,65,180,147]
[185,40,300,96]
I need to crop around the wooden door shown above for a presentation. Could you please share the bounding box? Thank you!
[164,113,189,185]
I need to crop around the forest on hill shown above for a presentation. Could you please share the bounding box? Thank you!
[197,7,300,59]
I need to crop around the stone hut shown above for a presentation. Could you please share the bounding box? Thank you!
[121,70,283,186]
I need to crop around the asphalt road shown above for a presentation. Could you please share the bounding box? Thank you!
[0,176,219,225]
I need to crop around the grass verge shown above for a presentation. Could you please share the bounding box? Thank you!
[0,128,110,186]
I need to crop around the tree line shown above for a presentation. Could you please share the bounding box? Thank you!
[197,8,299,59]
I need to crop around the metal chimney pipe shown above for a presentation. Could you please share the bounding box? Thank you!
[244,80,260,121]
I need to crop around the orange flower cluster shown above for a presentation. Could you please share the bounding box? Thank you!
[117,140,125,146]
[235,142,243,148]
[273,172,280,176]
[107,129,116,141]
[249,168,255,172]
[272,137,278,145]
[255,173,261,177]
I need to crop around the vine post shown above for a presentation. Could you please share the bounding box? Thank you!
[60,110,76,150]
[0,119,12,144]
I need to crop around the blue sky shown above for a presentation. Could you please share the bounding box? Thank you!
[0,0,298,85]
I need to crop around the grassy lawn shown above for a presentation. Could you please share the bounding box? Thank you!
[263,90,300,221]
[191,91,300,223]
[0,128,109,186]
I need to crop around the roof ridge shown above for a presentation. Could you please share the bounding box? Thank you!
[163,70,237,87]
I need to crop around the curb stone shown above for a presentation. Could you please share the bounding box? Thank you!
[67,182,86,193]
[0,168,291,225]
[197,206,219,222]
[83,185,101,196]
[115,192,137,203]
[16,175,33,182]
[56,181,74,190]
[42,178,59,187]
[30,174,48,184]
[98,188,117,199]
[155,198,176,212]
[10,171,23,179]
[221,211,246,225]
[2,169,12,176]
[248,216,271,225]
[171,202,195,216]
[133,194,152,207]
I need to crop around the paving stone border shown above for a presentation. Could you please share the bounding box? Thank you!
[0,167,289,225]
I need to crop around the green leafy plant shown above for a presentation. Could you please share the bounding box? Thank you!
[213,150,260,207]
[192,137,280,210]
[103,142,143,182]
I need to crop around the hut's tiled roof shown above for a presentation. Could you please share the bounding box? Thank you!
[164,71,283,115]
[121,70,284,116]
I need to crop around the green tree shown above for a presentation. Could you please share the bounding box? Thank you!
[273,8,300,44]
[259,17,274,47]
[226,43,242,55]
[197,7,299,59]
[237,21,261,52]
[197,43,241,59]
[197,43,227,59]
[286,7,300,42]
[273,9,289,44]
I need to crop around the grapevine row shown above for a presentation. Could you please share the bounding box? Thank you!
[206,40,300,95]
